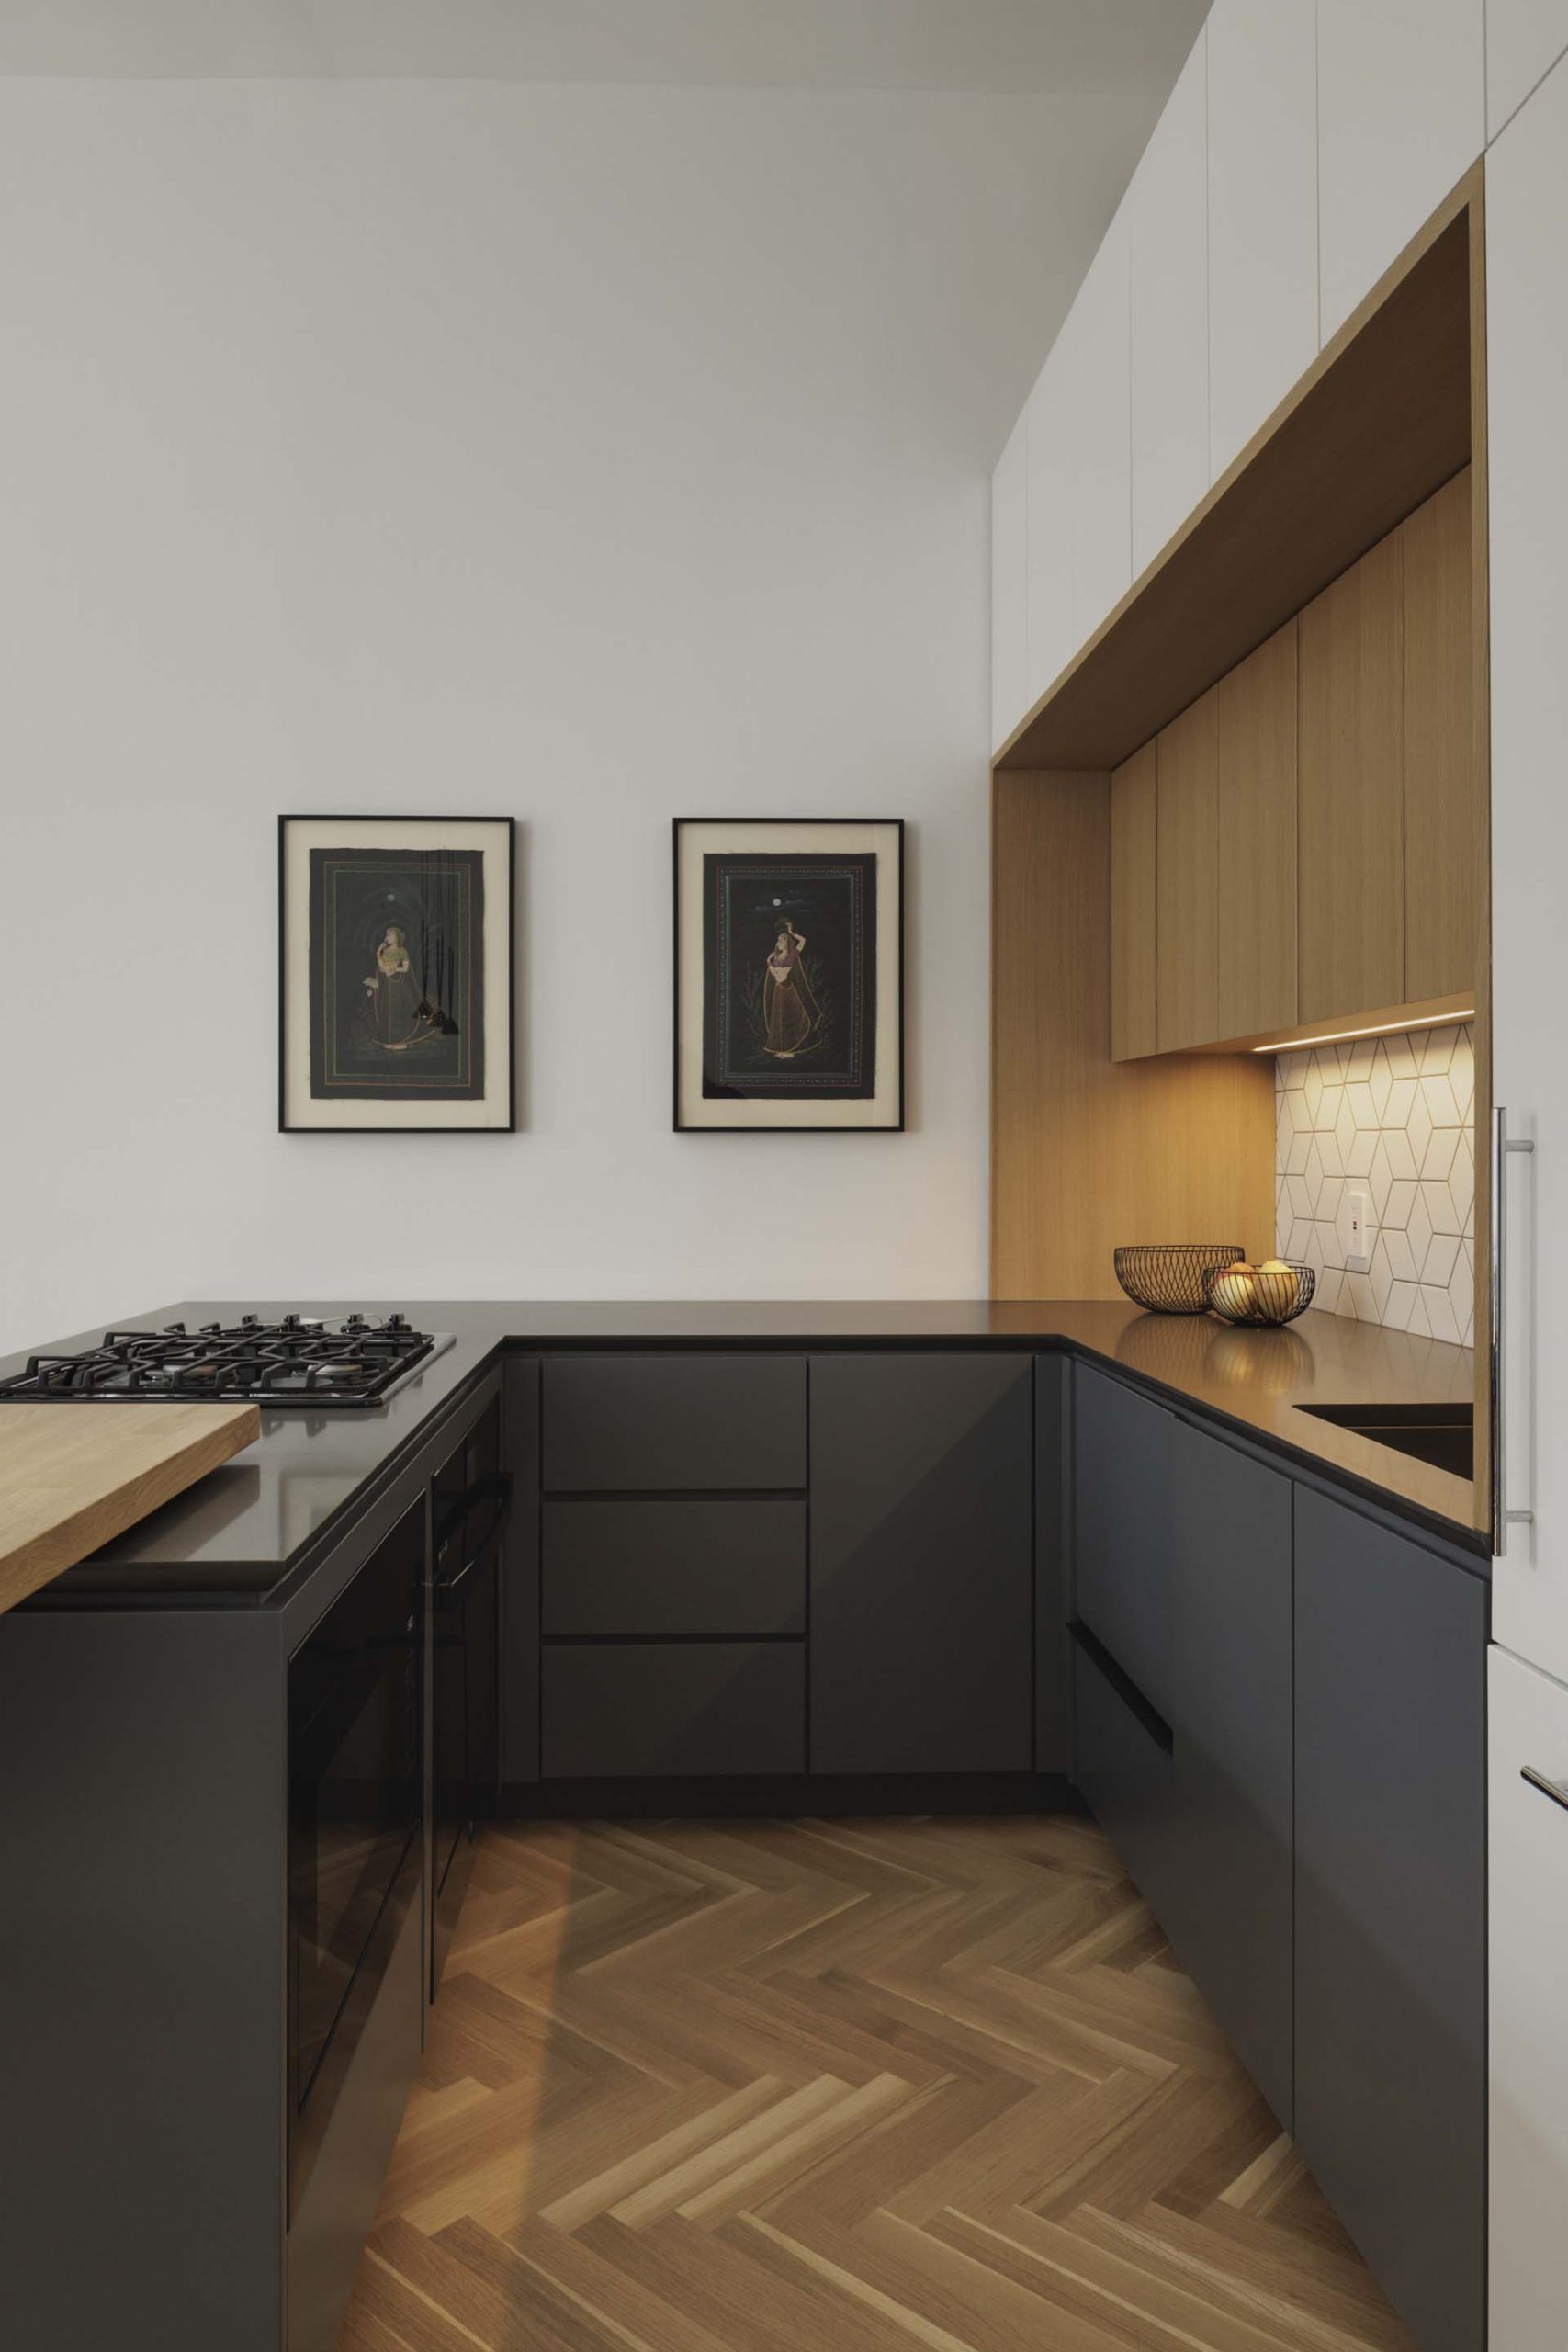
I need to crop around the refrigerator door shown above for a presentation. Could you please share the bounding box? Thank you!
[1489,1643,1568,2352]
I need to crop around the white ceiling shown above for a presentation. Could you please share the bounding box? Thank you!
[0,0,1210,91]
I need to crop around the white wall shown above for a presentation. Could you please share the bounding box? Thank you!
[0,77,1095,1351]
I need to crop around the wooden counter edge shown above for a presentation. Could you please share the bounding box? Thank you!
[0,1403,262,1614]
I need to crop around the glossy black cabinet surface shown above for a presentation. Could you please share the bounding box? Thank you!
[809,1353,1034,1774]
[1293,1487,1486,2352]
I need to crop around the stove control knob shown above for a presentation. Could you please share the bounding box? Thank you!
[240,1314,260,1329]
[342,1313,367,1334]
[386,1313,410,1334]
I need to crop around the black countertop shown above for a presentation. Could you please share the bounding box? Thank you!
[1,1298,1484,1605]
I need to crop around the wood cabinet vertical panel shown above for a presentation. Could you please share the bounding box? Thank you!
[1156,686,1221,1050]
[1215,624,1299,1039]
[1110,741,1157,1060]
[1297,532,1405,1022]
[1403,466,1477,1001]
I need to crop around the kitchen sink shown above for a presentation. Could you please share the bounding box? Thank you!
[1294,1401,1473,1479]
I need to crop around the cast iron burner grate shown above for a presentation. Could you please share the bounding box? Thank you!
[0,1314,454,1408]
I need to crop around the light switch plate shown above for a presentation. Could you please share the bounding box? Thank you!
[1343,1188,1371,1272]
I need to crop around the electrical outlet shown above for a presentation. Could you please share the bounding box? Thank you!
[1343,1188,1371,1272]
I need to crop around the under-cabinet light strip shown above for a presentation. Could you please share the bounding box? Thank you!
[1249,1011,1475,1055]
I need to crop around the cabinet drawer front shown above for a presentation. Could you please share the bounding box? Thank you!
[542,1500,805,1637]
[543,1355,807,1492]
[1073,1634,1175,1911]
[541,1643,805,1778]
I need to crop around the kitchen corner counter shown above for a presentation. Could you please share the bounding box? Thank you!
[0,1297,1482,1603]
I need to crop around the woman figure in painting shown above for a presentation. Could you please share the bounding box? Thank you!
[763,922,820,1058]
[363,926,424,1051]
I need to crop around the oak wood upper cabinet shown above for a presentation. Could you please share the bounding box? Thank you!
[1488,1645,1568,2351]
[1110,741,1156,1061]
[1316,0,1484,341]
[1297,530,1405,1023]
[1151,625,1297,1055]
[1129,29,1208,578]
[1155,684,1220,1053]
[990,409,1029,753]
[1487,0,1568,136]
[808,1353,1033,1775]
[1402,468,1475,1001]
[1294,1488,1486,2352]
[1206,0,1318,483]
[1214,623,1298,1040]
[1488,51,1568,1684]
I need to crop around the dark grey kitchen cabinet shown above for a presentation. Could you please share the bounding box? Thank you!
[1072,1366,1293,2125]
[542,1352,806,1491]
[1293,1488,1486,2352]
[543,1498,806,1637]
[1074,1363,1179,1720]
[542,1640,805,1777]
[808,1352,1033,1774]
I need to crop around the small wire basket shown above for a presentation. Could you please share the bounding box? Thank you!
[1204,1261,1316,1326]
[1113,1243,1245,1315]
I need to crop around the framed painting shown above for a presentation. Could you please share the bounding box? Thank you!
[278,815,514,1132]
[672,817,904,1131]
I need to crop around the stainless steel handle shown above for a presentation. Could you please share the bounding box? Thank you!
[1493,1106,1537,1555]
[1521,1766,1568,1815]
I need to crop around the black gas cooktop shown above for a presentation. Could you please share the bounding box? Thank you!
[0,1314,455,1408]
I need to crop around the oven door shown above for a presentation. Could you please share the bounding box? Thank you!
[288,1498,424,2213]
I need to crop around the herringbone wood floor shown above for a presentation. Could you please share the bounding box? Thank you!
[339,1815,1416,2352]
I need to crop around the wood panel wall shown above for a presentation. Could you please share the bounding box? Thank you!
[991,770,1277,1299]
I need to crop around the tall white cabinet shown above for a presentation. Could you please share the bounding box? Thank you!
[1206,0,1318,482]
[1316,0,1485,337]
[1487,44,1568,2352]
[1488,0,1568,137]
[1129,33,1208,577]
[1489,1647,1568,2349]
[1488,45,1568,1690]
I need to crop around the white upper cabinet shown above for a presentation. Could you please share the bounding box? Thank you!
[1317,0,1484,340]
[1487,49,1568,1674]
[1488,0,1568,136]
[990,409,1029,753]
[1206,0,1318,482]
[1129,31,1208,577]
[1063,207,1133,654]
[1024,354,1071,711]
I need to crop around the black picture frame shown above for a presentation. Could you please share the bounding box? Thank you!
[278,814,516,1134]
[671,817,905,1133]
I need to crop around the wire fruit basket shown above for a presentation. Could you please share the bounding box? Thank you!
[1113,1243,1245,1314]
[1204,1260,1316,1326]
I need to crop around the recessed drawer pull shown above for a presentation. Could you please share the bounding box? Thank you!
[1521,1766,1568,1815]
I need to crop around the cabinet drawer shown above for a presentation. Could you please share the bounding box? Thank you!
[542,1355,806,1492]
[1072,1631,1174,1913]
[541,1643,805,1778]
[543,1499,805,1637]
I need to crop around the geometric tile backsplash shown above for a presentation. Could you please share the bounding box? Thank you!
[1275,1023,1476,1345]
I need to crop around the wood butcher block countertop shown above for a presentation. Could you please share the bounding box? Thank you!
[0,1402,261,1612]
